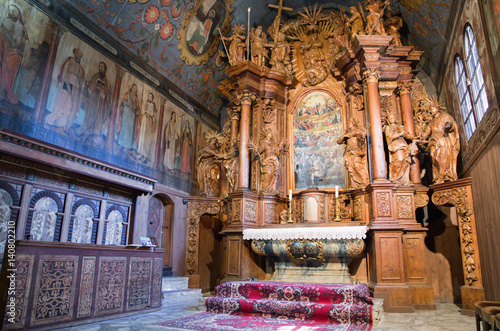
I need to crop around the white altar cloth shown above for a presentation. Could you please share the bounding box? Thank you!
[243,226,368,241]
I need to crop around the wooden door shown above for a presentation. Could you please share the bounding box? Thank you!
[147,196,171,266]
[162,203,172,266]
[198,214,223,293]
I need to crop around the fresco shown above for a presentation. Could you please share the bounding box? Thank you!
[0,0,212,194]
[0,0,52,130]
[293,91,344,190]
[68,0,236,114]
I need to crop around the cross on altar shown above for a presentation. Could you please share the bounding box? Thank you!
[268,0,293,41]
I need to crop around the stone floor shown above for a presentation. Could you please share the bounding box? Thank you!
[57,302,476,331]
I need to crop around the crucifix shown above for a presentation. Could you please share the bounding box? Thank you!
[268,0,293,41]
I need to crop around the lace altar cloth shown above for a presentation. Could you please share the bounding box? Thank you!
[243,226,368,241]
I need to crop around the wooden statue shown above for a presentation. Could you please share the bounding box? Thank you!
[196,131,223,196]
[337,118,370,188]
[266,19,295,75]
[248,128,286,194]
[221,24,247,65]
[421,98,460,184]
[222,139,239,191]
[384,111,415,186]
[250,26,268,67]
[347,5,365,38]
[384,10,403,46]
[365,0,388,35]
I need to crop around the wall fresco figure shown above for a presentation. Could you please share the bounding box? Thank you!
[45,48,85,132]
[117,83,141,149]
[138,92,157,159]
[0,4,28,104]
[180,119,193,173]
[187,10,215,55]
[76,61,112,137]
[163,110,179,170]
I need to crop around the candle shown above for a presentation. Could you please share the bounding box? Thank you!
[289,189,292,201]
[335,186,339,198]
[247,7,251,61]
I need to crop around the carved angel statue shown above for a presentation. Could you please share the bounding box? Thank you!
[220,24,247,65]
[196,131,224,197]
[420,98,460,184]
[248,128,287,194]
[384,111,416,186]
[337,118,370,188]
[250,26,268,67]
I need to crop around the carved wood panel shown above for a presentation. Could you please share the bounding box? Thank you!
[77,256,96,318]
[95,256,127,316]
[126,257,152,311]
[3,254,34,328]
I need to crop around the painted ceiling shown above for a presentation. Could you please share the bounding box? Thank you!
[64,0,451,117]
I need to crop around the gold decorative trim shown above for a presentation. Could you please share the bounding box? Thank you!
[286,239,325,262]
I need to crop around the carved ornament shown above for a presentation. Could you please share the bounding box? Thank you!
[432,187,478,286]
[186,200,220,275]
[414,193,429,208]
[396,195,413,219]
[363,69,380,83]
[245,200,257,223]
[376,192,391,217]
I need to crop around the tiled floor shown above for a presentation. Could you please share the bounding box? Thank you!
[57,302,476,331]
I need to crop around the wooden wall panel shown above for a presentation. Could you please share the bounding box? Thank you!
[466,128,500,301]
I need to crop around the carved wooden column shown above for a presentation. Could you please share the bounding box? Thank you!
[184,197,220,288]
[229,106,240,142]
[237,91,254,190]
[398,81,421,184]
[364,69,387,181]
[431,178,485,314]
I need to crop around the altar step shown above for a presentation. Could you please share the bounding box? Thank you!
[162,276,202,309]
[206,281,374,326]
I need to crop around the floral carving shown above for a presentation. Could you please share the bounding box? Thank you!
[77,256,96,318]
[376,192,391,217]
[432,187,478,286]
[245,200,257,223]
[353,197,362,221]
[396,195,413,219]
[186,200,220,275]
[265,204,278,224]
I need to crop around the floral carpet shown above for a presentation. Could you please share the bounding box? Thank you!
[155,312,372,330]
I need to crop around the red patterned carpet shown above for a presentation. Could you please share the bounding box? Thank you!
[157,281,373,330]
[155,312,372,330]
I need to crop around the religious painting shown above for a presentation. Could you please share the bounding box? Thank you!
[45,31,117,144]
[136,87,162,164]
[0,0,52,120]
[293,91,345,190]
[161,99,195,174]
[177,0,235,65]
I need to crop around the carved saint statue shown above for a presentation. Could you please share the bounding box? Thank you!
[250,26,268,67]
[196,132,223,197]
[222,139,239,191]
[384,111,415,186]
[421,99,460,184]
[220,24,246,65]
[365,0,388,35]
[337,118,370,188]
[384,10,403,46]
[248,128,285,194]
[347,6,365,38]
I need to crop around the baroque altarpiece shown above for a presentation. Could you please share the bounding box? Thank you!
[185,2,485,313]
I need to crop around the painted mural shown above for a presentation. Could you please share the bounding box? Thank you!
[0,1,52,127]
[293,92,344,190]
[0,0,212,194]
[68,0,236,114]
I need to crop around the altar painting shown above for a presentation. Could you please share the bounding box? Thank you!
[293,92,344,190]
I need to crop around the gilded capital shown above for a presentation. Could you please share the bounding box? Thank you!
[228,106,241,121]
[363,69,380,83]
[237,91,256,106]
[397,81,413,95]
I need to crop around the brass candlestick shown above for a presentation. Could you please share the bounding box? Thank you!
[334,196,341,222]
[287,199,294,223]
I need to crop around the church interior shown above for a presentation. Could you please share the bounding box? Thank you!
[0,0,499,329]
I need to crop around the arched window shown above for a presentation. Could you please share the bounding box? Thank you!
[454,24,489,140]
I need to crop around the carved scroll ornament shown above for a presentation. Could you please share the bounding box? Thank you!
[186,200,220,275]
[432,187,478,286]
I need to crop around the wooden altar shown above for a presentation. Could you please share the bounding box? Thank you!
[185,1,484,315]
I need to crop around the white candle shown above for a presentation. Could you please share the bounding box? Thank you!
[335,186,339,198]
[289,189,292,201]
